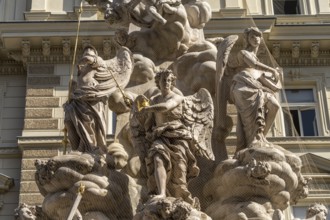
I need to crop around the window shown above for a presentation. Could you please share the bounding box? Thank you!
[281,89,318,136]
[273,0,300,14]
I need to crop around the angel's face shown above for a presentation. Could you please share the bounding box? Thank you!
[315,211,327,220]
[248,32,261,48]
[160,74,173,94]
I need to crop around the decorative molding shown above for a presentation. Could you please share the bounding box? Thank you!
[0,63,25,75]
[311,42,320,59]
[292,42,300,58]
[42,40,50,57]
[225,136,330,149]
[82,39,91,49]
[272,43,281,59]
[103,39,112,58]
[287,69,301,80]
[21,40,30,57]
[62,39,71,57]
[18,135,115,149]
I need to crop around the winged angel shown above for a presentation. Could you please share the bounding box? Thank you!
[130,69,214,205]
[215,27,283,155]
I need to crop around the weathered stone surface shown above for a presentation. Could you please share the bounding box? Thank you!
[19,193,44,205]
[23,149,58,158]
[25,108,53,118]
[26,97,60,107]
[28,76,60,86]
[205,144,309,220]
[28,65,54,75]
[24,119,58,129]
[23,149,56,159]
[20,181,39,193]
[21,159,37,170]
[27,88,53,97]
[21,170,36,181]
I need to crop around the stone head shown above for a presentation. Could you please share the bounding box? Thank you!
[306,203,328,220]
[155,69,176,92]
[243,27,262,49]
[15,203,36,220]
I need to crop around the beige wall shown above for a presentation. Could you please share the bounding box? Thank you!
[0,74,25,219]
[0,75,26,147]
[0,157,21,220]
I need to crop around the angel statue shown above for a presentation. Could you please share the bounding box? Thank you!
[216,27,283,155]
[64,45,133,153]
[134,69,214,206]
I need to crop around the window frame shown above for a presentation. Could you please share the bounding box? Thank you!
[271,0,315,15]
[280,87,321,137]
[272,0,301,15]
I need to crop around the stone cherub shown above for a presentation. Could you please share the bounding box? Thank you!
[132,69,214,207]
[293,203,328,220]
[216,27,283,155]
[15,203,38,220]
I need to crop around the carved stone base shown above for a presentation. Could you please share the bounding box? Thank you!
[134,196,211,220]
[204,143,310,220]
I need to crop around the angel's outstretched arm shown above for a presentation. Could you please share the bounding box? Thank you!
[142,94,184,113]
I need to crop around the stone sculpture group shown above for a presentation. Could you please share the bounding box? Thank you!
[14,0,328,219]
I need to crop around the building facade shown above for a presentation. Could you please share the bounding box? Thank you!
[0,0,329,219]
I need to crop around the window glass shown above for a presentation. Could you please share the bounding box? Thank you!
[301,109,318,136]
[282,89,314,103]
[282,89,318,137]
[273,0,300,14]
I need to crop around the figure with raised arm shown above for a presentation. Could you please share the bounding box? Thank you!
[138,69,214,206]
[140,69,198,204]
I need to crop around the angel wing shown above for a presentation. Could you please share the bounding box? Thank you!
[103,46,134,89]
[183,88,214,160]
[214,35,239,137]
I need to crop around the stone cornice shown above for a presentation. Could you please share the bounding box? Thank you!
[0,62,25,75]
[18,135,115,150]
[205,17,276,36]
[270,136,330,148]
[0,21,115,52]
[0,147,21,158]
[226,136,330,149]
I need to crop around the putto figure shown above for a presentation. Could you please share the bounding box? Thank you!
[305,203,328,220]
[133,69,214,205]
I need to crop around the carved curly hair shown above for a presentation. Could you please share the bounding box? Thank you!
[306,203,328,218]
[155,69,176,90]
[243,26,262,48]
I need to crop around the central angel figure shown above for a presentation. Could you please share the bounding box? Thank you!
[135,69,214,206]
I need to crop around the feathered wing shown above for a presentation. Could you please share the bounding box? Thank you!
[183,88,214,160]
[214,35,239,135]
[105,46,134,88]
